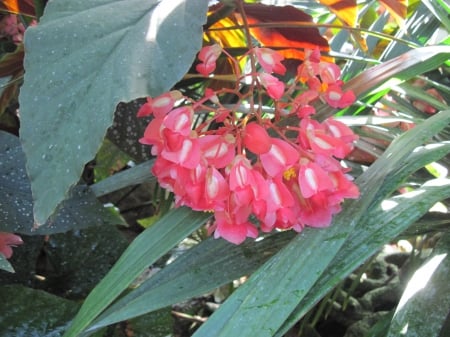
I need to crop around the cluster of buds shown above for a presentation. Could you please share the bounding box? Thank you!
[138,45,359,244]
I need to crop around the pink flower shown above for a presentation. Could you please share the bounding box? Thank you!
[204,167,229,208]
[137,91,182,118]
[299,117,356,159]
[254,47,286,75]
[298,193,336,228]
[262,177,295,230]
[162,106,193,136]
[323,84,355,108]
[259,73,285,100]
[0,232,23,259]
[298,161,334,198]
[260,138,299,177]
[196,44,222,76]
[138,45,361,245]
[161,135,201,169]
[318,62,341,84]
[243,123,272,154]
[139,116,164,150]
[213,211,258,245]
[198,134,235,168]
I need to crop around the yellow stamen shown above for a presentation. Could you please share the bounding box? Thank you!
[283,167,297,180]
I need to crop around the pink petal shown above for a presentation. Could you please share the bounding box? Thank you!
[260,138,299,177]
[244,123,272,154]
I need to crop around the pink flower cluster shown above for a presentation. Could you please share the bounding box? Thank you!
[138,45,359,244]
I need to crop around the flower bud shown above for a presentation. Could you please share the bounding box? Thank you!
[244,123,272,154]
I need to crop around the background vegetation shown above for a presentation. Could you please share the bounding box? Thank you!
[0,0,449,336]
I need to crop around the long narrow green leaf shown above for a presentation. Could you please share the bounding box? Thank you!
[387,231,450,337]
[192,111,450,337]
[86,231,295,332]
[276,179,450,337]
[63,207,210,337]
[274,122,450,337]
[89,159,156,197]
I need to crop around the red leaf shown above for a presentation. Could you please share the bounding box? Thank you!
[242,4,329,60]
[0,0,35,17]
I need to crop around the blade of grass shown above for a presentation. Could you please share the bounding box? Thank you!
[86,231,295,332]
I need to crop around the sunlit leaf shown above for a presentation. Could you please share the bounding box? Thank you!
[318,0,357,27]
[379,0,408,27]
[243,4,329,59]
[387,231,450,337]
[0,0,35,16]
[19,0,209,225]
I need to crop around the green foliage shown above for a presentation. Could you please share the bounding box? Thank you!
[0,285,80,336]
[387,232,450,337]
[1,0,449,336]
[18,0,210,225]
[88,231,295,331]
[0,255,13,273]
[63,207,211,337]
[0,131,125,235]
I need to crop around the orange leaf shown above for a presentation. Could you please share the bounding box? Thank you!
[0,0,35,16]
[242,4,329,60]
[317,0,357,27]
[378,0,408,27]
[206,3,330,62]
[206,16,247,49]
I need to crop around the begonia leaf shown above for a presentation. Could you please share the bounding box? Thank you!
[19,0,209,226]
[43,224,128,299]
[0,131,125,235]
[0,285,80,336]
[106,100,152,163]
